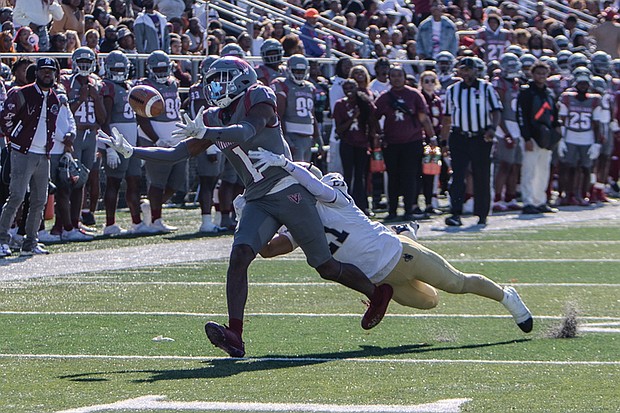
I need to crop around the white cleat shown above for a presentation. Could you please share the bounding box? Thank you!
[198,222,227,233]
[61,228,94,242]
[0,243,12,258]
[502,286,533,333]
[103,223,128,236]
[20,243,49,256]
[128,221,159,235]
[38,230,61,243]
[150,218,178,233]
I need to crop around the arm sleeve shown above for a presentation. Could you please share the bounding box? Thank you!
[283,161,337,203]
[203,121,257,143]
[132,140,192,164]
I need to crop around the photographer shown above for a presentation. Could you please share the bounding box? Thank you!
[375,64,436,222]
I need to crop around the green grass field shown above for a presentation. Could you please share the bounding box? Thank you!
[1,208,619,412]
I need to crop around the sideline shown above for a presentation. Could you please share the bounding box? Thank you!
[1,203,619,281]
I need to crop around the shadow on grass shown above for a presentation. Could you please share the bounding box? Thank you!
[59,338,530,383]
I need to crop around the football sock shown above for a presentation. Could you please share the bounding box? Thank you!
[229,318,243,337]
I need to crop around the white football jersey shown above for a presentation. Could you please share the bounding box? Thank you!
[314,187,402,283]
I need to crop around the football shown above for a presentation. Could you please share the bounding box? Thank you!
[128,85,165,118]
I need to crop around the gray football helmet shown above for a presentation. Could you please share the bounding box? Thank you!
[221,43,245,58]
[286,54,309,85]
[591,76,607,94]
[556,50,573,74]
[505,45,524,58]
[200,55,219,78]
[520,54,537,70]
[260,38,284,65]
[499,53,522,79]
[72,46,96,76]
[146,50,172,84]
[435,51,455,76]
[473,57,486,78]
[203,56,258,108]
[104,50,130,82]
[572,66,592,85]
[590,51,612,77]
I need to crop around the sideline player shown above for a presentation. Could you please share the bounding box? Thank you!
[99,56,393,358]
[248,148,534,334]
[136,50,184,233]
[100,51,153,235]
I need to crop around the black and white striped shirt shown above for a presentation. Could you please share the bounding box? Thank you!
[444,79,503,133]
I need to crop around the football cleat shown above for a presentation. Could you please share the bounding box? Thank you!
[61,228,94,242]
[129,221,159,235]
[150,218,178,233]
[204,322,245,358]
[20,243,49,256]
[361,283,393,330]
[37,230,61,243]
[199,221,227,233]
[0,243,12,258]
[103,223,128,236]
[502,286,533,333]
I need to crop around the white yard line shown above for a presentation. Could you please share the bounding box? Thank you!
[1,310,618,321]
[1,353,618,366]
[56,395,472,413]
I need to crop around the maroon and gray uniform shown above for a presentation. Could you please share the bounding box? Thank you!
[255,64,284,86]
[559,91,602,168]
[61,73,102,169]
[477,28,512,62]
[271,76,317,161]
[136,77,186,191]
[492,76,522,164]
[202,84,331,266]
[100,79,140,178]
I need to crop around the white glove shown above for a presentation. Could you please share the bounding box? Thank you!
[611,120,620,133]
[172,107,206,140]
[106,147,120,169]
[233,194,246,222]
[588,143,602,160]
[557,139,568,158]
[248,147,288,173]
[97,127,134,158]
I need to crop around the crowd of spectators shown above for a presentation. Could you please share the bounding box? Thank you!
[1,0,620,254]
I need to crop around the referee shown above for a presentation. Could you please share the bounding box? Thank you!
[440,57,503,226]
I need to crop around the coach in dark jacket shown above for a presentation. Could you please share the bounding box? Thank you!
[441,57,502,227]
[0,57,61,256]
[517,61,562,214]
